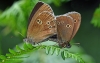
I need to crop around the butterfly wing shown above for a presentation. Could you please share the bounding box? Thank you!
[28,2,53,24]
[25,2,56,43]
[56,15,74,47]
[67,12,81,40]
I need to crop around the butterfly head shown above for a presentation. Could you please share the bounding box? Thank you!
[23,37,35,44]
[59,42,71,48]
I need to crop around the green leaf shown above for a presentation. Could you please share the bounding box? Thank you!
[45,46,51,54]
[9,49,17,55]
[69,53,72,58]
[72,54,76,58]
[50,46,56,55]
[61,51,65,60]
[63,51,68,58]
[41,0,53,3]
[0,55,6,60]
[55,48,60,56]
[16,45,23,52]
[27,43,34,49]
[23,43,29,50]
[53,0,61,6]
[65,52,72,58]
[91,8,100,28]
[64,51,74,58]
[6,53,12,57]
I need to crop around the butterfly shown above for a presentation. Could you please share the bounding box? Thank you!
[23,2,56,44]
[56,12,81,48]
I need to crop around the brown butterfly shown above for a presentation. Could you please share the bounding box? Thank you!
[56,12,81,48]
[23,2,56,44]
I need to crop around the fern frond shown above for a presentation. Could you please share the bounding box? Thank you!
[0,43,85,63]
[42,46,85,63]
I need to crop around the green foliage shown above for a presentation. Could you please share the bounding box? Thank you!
[0,43,85,63]
[9,49,17,55]
[0,0,39,36]
[41,0,70,6]
[0,55,6,60]
[16,45,23,52]
[91,7,100,28]
[52,0,70,6]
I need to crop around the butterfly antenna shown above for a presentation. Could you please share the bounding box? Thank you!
[74,43,80,45]
[73,42,80,47]
[17,32,24,38]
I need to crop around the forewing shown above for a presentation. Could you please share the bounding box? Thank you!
[27,2,56,42]
[27,11,56,42]
[67,12,81,39]
[56,15,74,43]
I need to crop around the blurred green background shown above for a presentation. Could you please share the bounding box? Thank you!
[0,0,100,63]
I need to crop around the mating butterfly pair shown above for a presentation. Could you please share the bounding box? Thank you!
[23,2,81,48]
